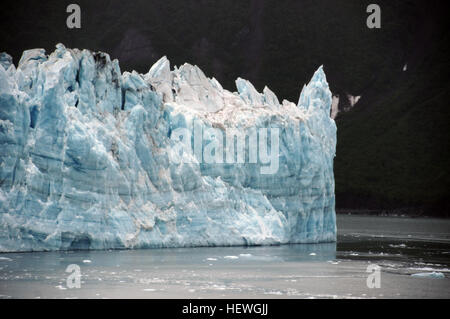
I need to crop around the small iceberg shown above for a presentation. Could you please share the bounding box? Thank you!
[0,257,13,261]
[411,272,445,279]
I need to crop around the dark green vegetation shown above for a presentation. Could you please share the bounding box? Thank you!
[1,0,449,216]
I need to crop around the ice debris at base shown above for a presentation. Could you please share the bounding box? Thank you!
[0,44,337,252]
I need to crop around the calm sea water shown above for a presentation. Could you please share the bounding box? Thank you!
[0,215,449,299]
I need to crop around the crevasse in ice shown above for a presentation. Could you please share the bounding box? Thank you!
[0,44,337,251]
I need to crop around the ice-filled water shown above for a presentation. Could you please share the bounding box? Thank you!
[0,215,449,299]
[0,44,336,252]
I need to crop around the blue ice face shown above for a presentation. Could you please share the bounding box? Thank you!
[0,44,336,252]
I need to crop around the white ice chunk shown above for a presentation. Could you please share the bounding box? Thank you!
[411,272,445,279]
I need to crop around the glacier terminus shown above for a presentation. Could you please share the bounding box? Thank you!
[0,44,337,252]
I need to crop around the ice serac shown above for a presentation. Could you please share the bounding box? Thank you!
[0,44,337,252]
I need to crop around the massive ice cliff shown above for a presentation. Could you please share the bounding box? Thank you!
[0,44,336,252]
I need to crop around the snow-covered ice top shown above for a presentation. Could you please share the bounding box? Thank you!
[0,44,336,252]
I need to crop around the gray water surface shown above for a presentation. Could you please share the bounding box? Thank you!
[0,215,449,299]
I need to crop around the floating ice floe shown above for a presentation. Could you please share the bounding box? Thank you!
[411,272,445,279]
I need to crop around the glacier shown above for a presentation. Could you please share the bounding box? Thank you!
[0,44,336,252]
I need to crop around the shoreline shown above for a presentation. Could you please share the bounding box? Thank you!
[336,208,449,219]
